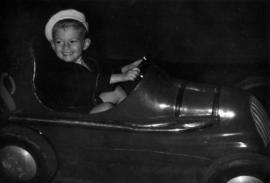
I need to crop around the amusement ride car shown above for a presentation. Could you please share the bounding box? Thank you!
[0,55,270,183]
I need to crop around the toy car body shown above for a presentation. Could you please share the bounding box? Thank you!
[0,56,270,183]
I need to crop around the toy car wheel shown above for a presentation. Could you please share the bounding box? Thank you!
[203,153,270,183]
[0,125,57,183]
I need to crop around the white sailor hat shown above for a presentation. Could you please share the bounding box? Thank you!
[45,9,89,42]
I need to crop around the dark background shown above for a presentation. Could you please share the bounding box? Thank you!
[1,0,270,85]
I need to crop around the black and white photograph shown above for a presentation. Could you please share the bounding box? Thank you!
[0,0,270,182]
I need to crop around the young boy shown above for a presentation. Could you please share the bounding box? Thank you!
[45,9,141,113]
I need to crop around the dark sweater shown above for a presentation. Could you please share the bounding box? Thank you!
[35,56,113,113]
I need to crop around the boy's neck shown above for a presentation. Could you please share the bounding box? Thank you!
[75,57,89,70]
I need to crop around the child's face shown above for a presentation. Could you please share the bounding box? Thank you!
[51,26,90,63]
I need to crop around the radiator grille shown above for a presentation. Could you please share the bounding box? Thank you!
[250,96,270,146]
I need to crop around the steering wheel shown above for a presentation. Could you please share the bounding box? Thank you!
[136,55,151,81]
[120,55,151,94]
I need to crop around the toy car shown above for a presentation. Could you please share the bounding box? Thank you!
[0,54,270,183]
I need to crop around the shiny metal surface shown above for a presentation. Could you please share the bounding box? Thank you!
[180,83,218,117]
[227,176,264,183]
[0,145,37,181]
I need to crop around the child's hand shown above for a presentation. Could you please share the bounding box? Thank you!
[110,59,142,84]
[121,59,143,73]
[121,67,141,81]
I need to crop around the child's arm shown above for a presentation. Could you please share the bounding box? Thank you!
[121,59,143,73]
[109,68,140,84]
[109,59,143,84]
